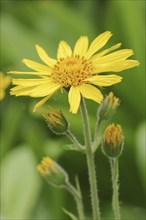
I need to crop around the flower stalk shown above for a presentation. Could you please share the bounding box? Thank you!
[80,97,101,220]
[110,158,121,220]
[66,181,85,220]
[65,129,85,152]
[93,117,102,152]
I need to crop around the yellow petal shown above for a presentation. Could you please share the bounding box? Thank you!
[57,41,72,59]
[12,78,50,87]
[10,85,36,96]
[90,43,121,62]
[8,71,51,76]
[85,31,112,59]
[73,36,88,56]
[29,81,60,97]
[33,94,53,112]
[68,86,81,114]
[92,60,140,74]
[104,60,140,72]
[79,84,103,103]
[35,44,56,68]
[22,59,52,73]
[93,49,134,67]
[84,75,122,86]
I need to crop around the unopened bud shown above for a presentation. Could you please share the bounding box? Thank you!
[37,157,69,187]
[98,92,119,121]
[43,107,68,134]
[102,124,124,158]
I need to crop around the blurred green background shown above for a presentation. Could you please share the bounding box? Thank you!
[0,0,145,219]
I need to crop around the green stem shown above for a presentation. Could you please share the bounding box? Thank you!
[66,129,85,152]
[80,97,101,220]
[75,176,85,220]
[110,158,121,220]
[66,182,85,220]
[93,117,102,152]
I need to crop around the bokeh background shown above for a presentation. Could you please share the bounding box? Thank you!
[0,0,145,219]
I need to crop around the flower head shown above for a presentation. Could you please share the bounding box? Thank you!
[0,72,11,101]
[9,31,139,113]
[37,157,69,187]
[102,124,124,158]
[43,107,68,134]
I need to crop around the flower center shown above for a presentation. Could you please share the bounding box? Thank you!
[52,56,93,87]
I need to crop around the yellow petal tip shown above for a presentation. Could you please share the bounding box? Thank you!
[136,61,140,66]
[22,59,27,64]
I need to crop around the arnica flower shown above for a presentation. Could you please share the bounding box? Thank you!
[102,124,124,158]
[37,157,69,187]
[9,31,139,113]
[0,72,11,101]
[98,92,119,121]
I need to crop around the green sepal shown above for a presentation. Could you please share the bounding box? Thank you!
[102,140,124,158]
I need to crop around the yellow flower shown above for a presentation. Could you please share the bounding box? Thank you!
[0,72,11,101]
[9,31,139,113]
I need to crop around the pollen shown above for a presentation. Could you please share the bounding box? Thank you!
[52,55,93,87]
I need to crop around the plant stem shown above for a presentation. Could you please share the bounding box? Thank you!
[80,97,101,220]
[66,182,85,220]
[66,129,85,152]
[93,117,102,152]
[110,158,121,220]
[75,176,85,220]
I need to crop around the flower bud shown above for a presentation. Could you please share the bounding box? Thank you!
[43,108,68,134]
[102,124,124,158]
[37,157,69,187]
[98,92,119,121]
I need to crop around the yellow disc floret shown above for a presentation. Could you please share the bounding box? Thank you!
[52,55,93,87]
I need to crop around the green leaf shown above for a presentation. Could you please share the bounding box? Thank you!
[63,144,84,153]
[1,146,41,218]
[62,208,78,220]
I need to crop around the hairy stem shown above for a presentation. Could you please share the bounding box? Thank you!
[66,182,85,220]
[93,117,102,152]
[80,97,101,220]
[75,176,85,220]
[66,129,85,152]
[110,158,121,220]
